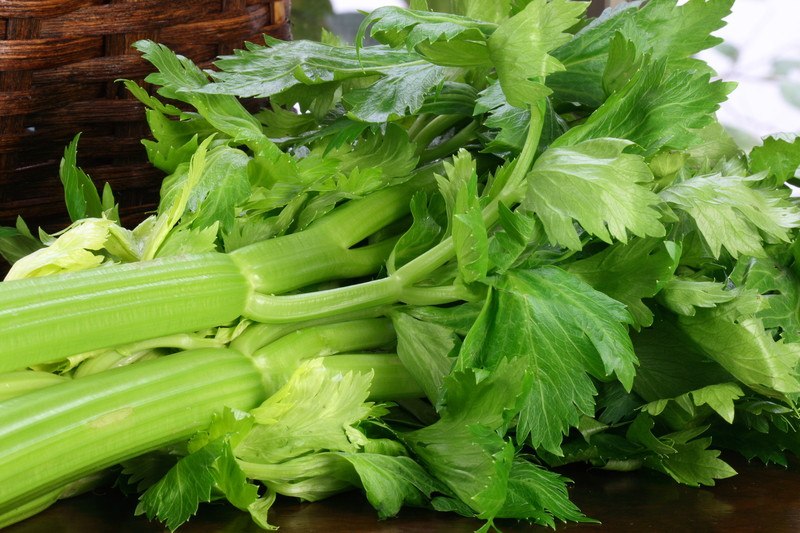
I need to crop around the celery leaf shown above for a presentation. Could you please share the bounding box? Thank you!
[322,124,419,184]
[343,62,449,122]
[631,316,734,402]
[134,40,270,153]
[748,134,800,187]
[392,310,456,408]
[526,138,665,250]
[690,383,745,423]
[661,174,800,258]
[235,359,376,464]
[644,437,736,487]
[556,59,732,155]
[657,277,737,317]
[568,239,680,328]
[460,267,637,454]
[158,145,251,235]
[550,0,733,107]
[678,299,800,398]
[731,254,800,342]
[337,453,448,519]
[203,40,448,123]
[356,6,495,54]
[452,161,489,283]
[136,437,258,532]
[5,218,114,280]
[498,459,593,526]
[390,192,445,270]
[404,360,526,521]
[59,134,104,222]
[488,0,587,107]
[0,221,42,267]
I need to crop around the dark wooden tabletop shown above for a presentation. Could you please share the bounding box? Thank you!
[7,457,800,533]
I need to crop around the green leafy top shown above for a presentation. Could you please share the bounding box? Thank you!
[488,0,588,107]
[550,0,734,108]
[356,7,496,52]
[236,358,379,463]
[661,173,800,258]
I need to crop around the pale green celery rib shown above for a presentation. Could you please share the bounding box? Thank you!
[0,486,62,530]
[231,305,393,356]
[231,232,398,295]
[0,371,70,402]
[72,349,162,379]
[251,318,397,395]
[114,333,225,355]
[244,276,404,324]
[0,348,265,516]
[306,175,432,249]
[0,253,249,372]
[230,171,436,295]
[242,271,471,324]
[322,353,424,401]
[230,228,353,294]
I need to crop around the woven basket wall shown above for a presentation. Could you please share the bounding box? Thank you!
[0,0,291,232]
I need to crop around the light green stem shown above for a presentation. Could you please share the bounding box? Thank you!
[0,371,70,402]
[251,318,396,394]
[0,349,265,517]
[0,486,62,529]
[407,113,433,140]
[245,276,404,323]
[0,254,249,373]
[322,354,423,401]
[73,349,161,378]
[231,306,393,356]
[413,115,464,155]
[244,102,548,324]
[419,120,480,163]
[230,168,436,294]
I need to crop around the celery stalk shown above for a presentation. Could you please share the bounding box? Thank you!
[0,324,424,525]
[0,254,249,373]
[0,172,436,371]
[250,318,397,394]
[0,371,70,402]
[0,349,265,515]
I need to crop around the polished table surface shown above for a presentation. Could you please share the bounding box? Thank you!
[7,457,800,532]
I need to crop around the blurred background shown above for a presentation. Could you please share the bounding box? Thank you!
[292,0,800,150]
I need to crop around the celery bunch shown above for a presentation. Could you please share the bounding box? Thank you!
[2,1,800,531]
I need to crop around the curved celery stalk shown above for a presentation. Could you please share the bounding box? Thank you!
[230,173,431,294]
[243,105,547,324]
[0,371,70,402]
[0,348,266,517]
[0,335,424,527]
[250,318,397,394]
[229,226,398,295]
[0,170,436,371]
[0,487,63,530]
[0,254,249,373]
[228,165,438,295]
[231,306,392,356]
[322,353,423,401]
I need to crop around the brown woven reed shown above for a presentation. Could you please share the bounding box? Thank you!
[0,0,291,232]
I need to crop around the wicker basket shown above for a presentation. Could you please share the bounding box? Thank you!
[0,0,291,232]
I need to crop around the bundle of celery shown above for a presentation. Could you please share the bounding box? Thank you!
[2,0,800,530]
